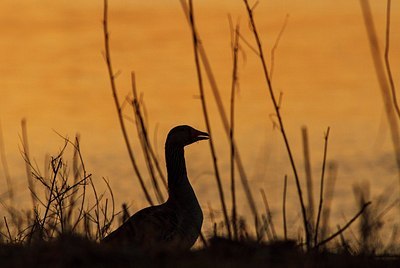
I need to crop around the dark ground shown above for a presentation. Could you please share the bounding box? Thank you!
[0,236,398,268]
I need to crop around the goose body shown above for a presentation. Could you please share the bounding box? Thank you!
[102,125,208,251]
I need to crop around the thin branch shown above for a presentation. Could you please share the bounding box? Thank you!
[4,217,12,242]
[320,162,338,242]
[142,121,168,191]
[100,177,115,238]
[131,72,165,203]
[384,0,400,120]
[66,135,82,227]
[180,0,259,225]
[188,0,231,239]
[283,175,288,240]
[360,0,400,189]
[88,175,101,238]
[302,126,314,229]
[21,119,37,210]
[102,0,153,205]
[229,18,240,240]
[242,0,310,249]
[314,127,330,247]
[316,202,371,247]
[238,32,259,56]
[40,157,62,236]
[53,132,90,233]
[270,14,289,79]
[260,188,277,240]
[0,120,13,203]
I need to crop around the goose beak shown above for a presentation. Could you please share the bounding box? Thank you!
[192,129,209,142]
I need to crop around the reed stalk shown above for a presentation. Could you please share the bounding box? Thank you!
[187,0,231,239]
[283,175,288,240]
[21,119,37,210]
[102,0,154,206]
[242,0,310,249]
[314,127,330,248]
[320,162,338,242]
[384,0,400,120]
[302,127,314,231]
[229,19,240,241]
[260,188,277,240]
[359,0,400,190]
[270,14,289,80]
[180,0,259,222]
[131,72,165,203]
[316,202,371,247]
[0,120,13,203]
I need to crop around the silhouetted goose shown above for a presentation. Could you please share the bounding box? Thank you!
[102,125,208,251]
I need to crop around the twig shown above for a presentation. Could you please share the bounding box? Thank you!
[100,177,115,238]
[242,0,310,249]
[66,135,82,229]
[4,216,12,242]
[384,0,400,120]
[21,119,37,210]
[180,0,259,221]
[320,162,338,242]
[229,18,240,241]
[238,32,259,56]
[260,188,277,240]
[88,174,101,239]
[187,0,231,239]
[40,157,62,236]
[102,0,154,205]
[131,72,165,203]
[199,231,208,247]
[0,120,13,203]
[270,14,289,79]
[316,202,371,247]
[282,175,288,240]
[53,132,90,233]
[258,214,272,242]
[302,126,314,228]
[314,127,330,248]
[141,120,168,191]
[337,224,354,254]
[360,0,400,189]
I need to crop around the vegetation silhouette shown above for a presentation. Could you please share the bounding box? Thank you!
[0,0,399,267]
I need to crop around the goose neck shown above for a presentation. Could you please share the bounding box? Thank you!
[165,145,188,190]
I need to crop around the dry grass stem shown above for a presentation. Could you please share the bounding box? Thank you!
[384,0,400,120]
[3,217,12,242]
[260,188,277,240]
[316,202,371,247]
[131,72,166,203]
[242,0,310,249]
[187,0,231,239]
[359,0,400,188]
[0,121,14,203]
[302,126,314,230]
[229,18,240,240]
[180,0,259,222]
[21,119,37,210]
[102,0,154,206]
[283,175,288,240]
[314,127,330,248]
[320,162,338,243]
[270,14,289,80]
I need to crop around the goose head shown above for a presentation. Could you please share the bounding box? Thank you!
[166,125,209,148]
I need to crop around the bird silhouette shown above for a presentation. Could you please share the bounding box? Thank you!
[102,125,208,252]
